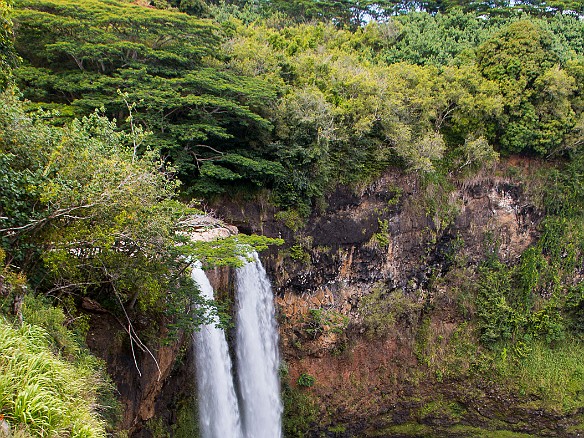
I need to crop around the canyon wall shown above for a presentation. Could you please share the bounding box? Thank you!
[216,161,583,437]
[87,160,584,437]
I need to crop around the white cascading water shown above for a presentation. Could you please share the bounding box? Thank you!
[235,252,283,438]
[191,263,243,438]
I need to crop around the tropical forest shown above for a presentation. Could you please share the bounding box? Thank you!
[1,0,584,436]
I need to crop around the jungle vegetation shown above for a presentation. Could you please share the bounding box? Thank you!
[0,0,583,435]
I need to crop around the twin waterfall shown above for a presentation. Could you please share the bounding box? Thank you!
[192,254,283,438]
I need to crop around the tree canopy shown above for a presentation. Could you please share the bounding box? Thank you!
[0,90,278,330]
[216,0,584,25]
[13,0,282,195]
[4,0,583,208]
[0,0,18,89]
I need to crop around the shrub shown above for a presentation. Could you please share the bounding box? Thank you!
[304,308,349,338]
[359,286,422,338]
[0,319,108,437]
[297,373,316,388]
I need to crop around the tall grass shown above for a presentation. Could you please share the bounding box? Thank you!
[20,295,89,360]
[496,341,584,411]
[0,319,107,437]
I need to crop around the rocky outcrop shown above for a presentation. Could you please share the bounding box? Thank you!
[178,215,239,242]
[214,161,584,436]
[217,163,540,348]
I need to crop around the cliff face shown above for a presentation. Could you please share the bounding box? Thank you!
[84,264,237,438]
[215,161,584,437]
[87,160,583,437]
[86,311,193,436]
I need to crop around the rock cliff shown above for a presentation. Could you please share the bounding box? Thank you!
[216,160,583,437]
[87,160,584,437]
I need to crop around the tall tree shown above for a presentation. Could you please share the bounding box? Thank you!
[517,0,584,16]
[478,20,576,155]
[12,0,280,195]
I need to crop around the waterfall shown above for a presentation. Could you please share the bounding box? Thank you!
[191,263,243,438]
[191,253,282,438]
[235,252,283,438]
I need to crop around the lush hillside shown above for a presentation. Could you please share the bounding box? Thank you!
[0,303,109,437]
[9,0,583,213]
[1,0,584,436]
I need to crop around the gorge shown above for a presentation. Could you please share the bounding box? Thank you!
[1,1,584,437]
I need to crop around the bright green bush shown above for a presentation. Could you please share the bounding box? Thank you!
[0,319,107,437]
[495,341,584,411]
[282,379,317,438]
[297,372,316,388]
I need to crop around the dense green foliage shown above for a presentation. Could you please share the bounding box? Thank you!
[9,0,582,211]
[477,20,577,155]
[0,92,261,312]
[0,316,108,437]
[280,365,318,437]
[218,15,579,211]
[206,0,584,25]
[0,0,18,90]
[13,0,282,196]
